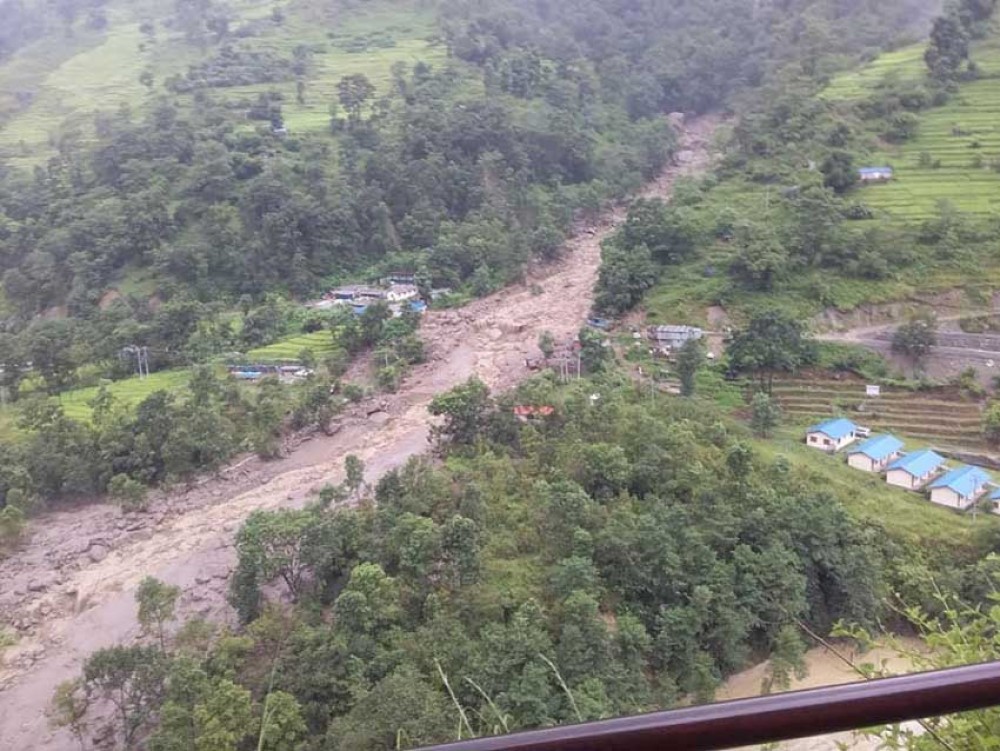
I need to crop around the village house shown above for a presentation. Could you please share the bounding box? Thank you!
[846,434,904,472]
[885,449,946,490]
[647,325,703,349]
[928,465,992,511]
[858,166,893,183]
[386,284,419,302]
[988,488,1000,515]
[805,418,858,453]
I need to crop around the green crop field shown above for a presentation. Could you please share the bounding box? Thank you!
[0,0,447,164]
[246,330,339,361]
[55,368,193,422]
[826,36,1000,219]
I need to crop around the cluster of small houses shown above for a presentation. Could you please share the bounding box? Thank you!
[307,274,432,317]
[805,417,999,514]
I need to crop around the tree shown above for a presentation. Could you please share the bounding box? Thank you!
[891,313,937,368]
[676,338,706,396]
[727,311,816,394]
[136,576,181,651]
[233,509,316,603]
[258,690,308,751]
[750,392,781,438]
[760,625,807,694]
[344,454,365,498]
[193,679,253,751]
[538,330,556,359]
[82,645,168,749]
[820,150,858,194]
[51,679,90,751]
[925,12,970,81]
[428,377,493,450]
[579,327,611,374]
[337,74,376,125]
[595,242,658,315]
[109,473,148,511]
[984,401,1000,445]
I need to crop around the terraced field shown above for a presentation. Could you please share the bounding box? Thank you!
[55,368,193,422]
[770,377,986,450]
[246,330,339,361]
[824,36,1000,219]
[0,0,447,164]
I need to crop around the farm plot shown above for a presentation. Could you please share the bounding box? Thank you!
[770,377,987,450]
[55,368,193,422]
[826,36,1000,219]
[246,330,339,361]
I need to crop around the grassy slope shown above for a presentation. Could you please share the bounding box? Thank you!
[0,0,446,165]
[757,428,997,553]
[825,35,1000,220]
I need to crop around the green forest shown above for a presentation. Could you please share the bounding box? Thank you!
[11,0,1000,749]
[55,371,1000,750]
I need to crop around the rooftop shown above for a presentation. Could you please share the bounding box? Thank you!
[806,417,857,441]
[930,465,992,498]
[887,449,945,478]
[848,433,904,461]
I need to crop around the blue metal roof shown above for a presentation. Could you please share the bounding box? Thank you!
[887,449,945,478]
[848,434,904,461]
[930,465,992,498]
[859,167,893,175]
[989,487,1000,501]
[806,418,857,441]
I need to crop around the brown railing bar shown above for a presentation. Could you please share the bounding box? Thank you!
[413,661,1000,751]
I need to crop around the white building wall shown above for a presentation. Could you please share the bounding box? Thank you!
[887,469,917,490]
[929,487,968,510]
[848,454,875,472]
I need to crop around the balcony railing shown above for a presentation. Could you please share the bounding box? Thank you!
[414,661,1000,751]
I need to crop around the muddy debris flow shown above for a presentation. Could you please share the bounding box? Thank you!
[0,115,720,751]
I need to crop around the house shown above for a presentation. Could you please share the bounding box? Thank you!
[886,449,946,490]
[928,465,992,510]
[386,284,419,302]
[988,487,1000,515]
[846,434,904,472]
[647,324,703,349]
[805,418,858,452]
[858,166,893,183]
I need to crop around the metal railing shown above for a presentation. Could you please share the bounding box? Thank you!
[414,661,1000,751]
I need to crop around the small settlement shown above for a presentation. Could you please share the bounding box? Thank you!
[858,166,893,183]
[307,275,431,316]
[805,417,999,514]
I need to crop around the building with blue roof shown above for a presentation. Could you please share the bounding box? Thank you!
[846,434,904,473]
[805,418,858,453]
[858,166,893,182]
[929,465,992,510]
[886,449,946,490]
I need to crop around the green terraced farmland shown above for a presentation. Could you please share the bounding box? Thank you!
[770,377,987,450]
[0,0,447,164]
[246,330,339,361]
[827,35,1000,219]
[822,43,926,100]
[55,368,193,422]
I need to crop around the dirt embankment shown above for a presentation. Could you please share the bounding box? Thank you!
[0,116,722,750]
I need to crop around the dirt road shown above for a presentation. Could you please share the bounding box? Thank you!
[0,116,721,749]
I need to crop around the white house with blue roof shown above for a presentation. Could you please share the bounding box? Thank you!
[805,418,858,453]
[858,166,893,182]
[846,434,904,473]
[886,449,946,490]
[929,465,992,510]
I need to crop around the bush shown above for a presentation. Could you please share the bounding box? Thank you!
[108,474,148,512]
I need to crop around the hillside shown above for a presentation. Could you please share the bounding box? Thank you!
[825,34,1000,219]
[0,0,447,165]
[614,11,1000,331]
